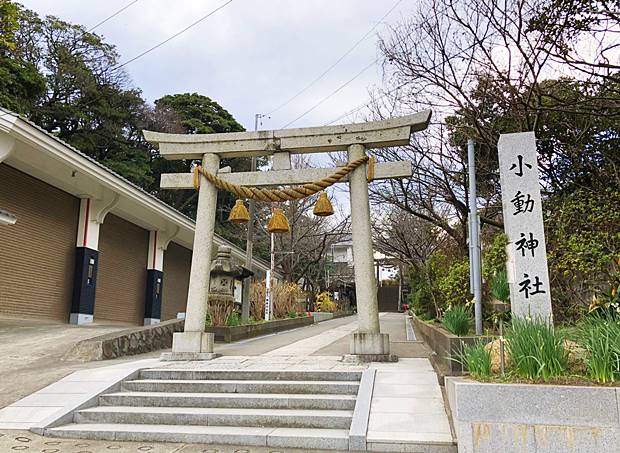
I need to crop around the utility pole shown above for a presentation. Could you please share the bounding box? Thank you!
[468,139,483,335]
[241,113,264,321]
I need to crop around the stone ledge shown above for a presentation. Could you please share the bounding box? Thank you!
[446,377,620,452]
[63,319,184,361]
[447,378,620,426]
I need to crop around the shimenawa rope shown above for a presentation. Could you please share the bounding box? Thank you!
[193,156,375,202]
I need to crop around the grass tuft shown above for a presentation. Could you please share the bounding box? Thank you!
[506,317,567,380]
[442,305,471,336]
[577,314,620,383]
[458,341,492,378]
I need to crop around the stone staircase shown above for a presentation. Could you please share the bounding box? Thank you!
[46,368,363,450]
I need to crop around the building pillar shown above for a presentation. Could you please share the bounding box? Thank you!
[164,153,220,360]
[144,230,164,326]
[70,194,118,325]
[347,144,390,358]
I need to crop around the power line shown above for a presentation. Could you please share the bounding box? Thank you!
[113,0,234,69]
[324,41,481,126]
[281,60,377,129]
[324,84,406,126]
[267,0,402,117]
[88,0,139,32]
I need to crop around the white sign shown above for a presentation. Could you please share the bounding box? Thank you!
[498,132,553,322]
[264,270,271,321]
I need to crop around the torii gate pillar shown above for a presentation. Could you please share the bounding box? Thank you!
[348,144,389,357]
[162,153,220,361]
[143,110,432,362]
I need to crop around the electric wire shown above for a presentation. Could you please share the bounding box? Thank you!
[87,0,139,32]
[281,59,377,129]
[267,0,402,117]
[324,40,480,126]
[113,0,234,69]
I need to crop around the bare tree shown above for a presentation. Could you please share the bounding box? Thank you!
[257,155,350,290]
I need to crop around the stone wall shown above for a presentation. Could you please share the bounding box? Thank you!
[63,319,184,361]
[446,377,620,453]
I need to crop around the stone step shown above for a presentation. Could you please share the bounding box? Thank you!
[46,423,350,450]
[100,391,357,410]
[121,379,359,395]
[74,406,353,429]
[140,368,362,382]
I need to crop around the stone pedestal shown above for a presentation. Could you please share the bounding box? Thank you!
[349,332,394,362]
[161,331,219,361]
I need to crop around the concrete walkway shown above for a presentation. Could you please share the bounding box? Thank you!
[1,313,455,452]
[0,317,137,408]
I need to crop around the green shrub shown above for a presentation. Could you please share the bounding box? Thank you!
[482,233,508,284]
[442,305,471,336]
[458,341,492,379]
[225,312,242,327]
[577,315,620,383]
[490,270,510,303]
[438,259,471,307]
[506,317,567,380]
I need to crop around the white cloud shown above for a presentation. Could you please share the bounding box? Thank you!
[18,0,413,130]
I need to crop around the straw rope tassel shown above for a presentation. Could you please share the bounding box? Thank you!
[193,165,200,191]
[267,208,290,233]
[367,156,375,182]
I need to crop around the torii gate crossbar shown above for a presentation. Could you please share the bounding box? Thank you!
[143,110,431,360]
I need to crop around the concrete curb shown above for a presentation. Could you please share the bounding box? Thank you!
[405,315,417,341]
[349,368,377,451]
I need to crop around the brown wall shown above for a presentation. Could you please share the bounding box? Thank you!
[0,164,78,321]
[161,242,192,321]
[95,213,148,325]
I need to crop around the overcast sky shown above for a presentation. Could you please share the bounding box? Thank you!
[19,0,412,132]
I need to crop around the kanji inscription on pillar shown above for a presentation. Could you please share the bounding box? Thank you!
[498,132,553,321]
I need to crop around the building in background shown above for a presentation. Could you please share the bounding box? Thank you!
[0,108,276,326]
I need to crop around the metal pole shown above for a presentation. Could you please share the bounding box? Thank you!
[241,114,261,321]
[468,139,483,335]
[269,230,275,320]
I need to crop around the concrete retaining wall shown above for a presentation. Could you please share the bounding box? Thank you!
[206,316,314,342]
[308,312,334,323]
[446,377,620,453]
[412,316,493,373]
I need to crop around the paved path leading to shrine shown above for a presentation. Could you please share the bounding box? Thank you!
[1,313,455,452]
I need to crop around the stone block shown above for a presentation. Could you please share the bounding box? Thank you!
[534,425,620,453]
[350,332,390,355]
[465,422,536,453]
[160,352,219,361]
[171,331,214,353]
[453,380,620,427]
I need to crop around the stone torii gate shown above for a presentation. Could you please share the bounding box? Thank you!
[143,110,431,361]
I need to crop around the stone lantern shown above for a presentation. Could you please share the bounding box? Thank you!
[209,245,253,306]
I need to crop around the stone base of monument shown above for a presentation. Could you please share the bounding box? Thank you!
[343,353,398,363]
[160,351,220,361]
[349,332,394,362]
[160,331,218,361]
